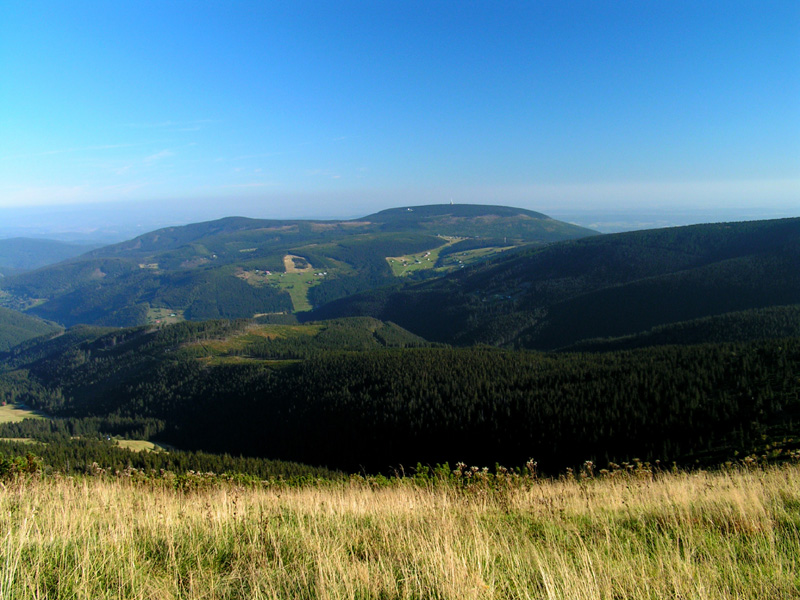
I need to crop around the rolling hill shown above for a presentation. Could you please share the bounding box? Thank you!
[310,217,800,349]
[0,205,595,327]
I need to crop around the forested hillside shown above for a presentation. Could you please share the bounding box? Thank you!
[1,316,797,473]
[312,217,800,349]
[0,307,61,352]
[0,205,593,327]
[360,204,594,241]
[565,304,800,352]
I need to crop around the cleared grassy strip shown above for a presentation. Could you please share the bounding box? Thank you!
[273,272,322,312]
[115,440,171,453]
[198,355,300,367]
[0,403,47,423]
[1,465,799,599]
[183,323,324,358]
[436,245,517,269]
[388,241,517,277]
[387,237,454,277]
[238,268,324,312]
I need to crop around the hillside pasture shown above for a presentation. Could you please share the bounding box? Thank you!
[387,236,457,277]
[0,403,47,424]
[146,307,184,325]
[115,439,171,453]
[272,272,324,312]
[436,245,516,269]
[237,261,330,312]
[387,250,440,276]
[388,239,515,277]
[283,254,313,273]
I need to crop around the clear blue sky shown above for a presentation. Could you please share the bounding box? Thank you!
[1,1,798,225]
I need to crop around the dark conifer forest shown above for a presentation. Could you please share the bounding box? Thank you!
[1,316,799,474]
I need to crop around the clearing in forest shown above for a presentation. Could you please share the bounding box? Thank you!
[387,237,515,277]
[147,308,185,325]
[386,237,459,277]
[0,403,48,423]
[115,440,171,453]
[283,254,313,273]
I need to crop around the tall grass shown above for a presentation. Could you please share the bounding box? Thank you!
[1,465,799,599]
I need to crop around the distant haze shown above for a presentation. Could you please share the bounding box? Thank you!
[1,198,798,244]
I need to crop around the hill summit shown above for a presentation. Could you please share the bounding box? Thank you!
[357,204,589,241]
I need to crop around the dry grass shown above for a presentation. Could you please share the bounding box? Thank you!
[1,465,799,599]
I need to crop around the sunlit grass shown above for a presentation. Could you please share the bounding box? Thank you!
[1,464,798,599]
[0,403,46,424]
[115,439,170,453]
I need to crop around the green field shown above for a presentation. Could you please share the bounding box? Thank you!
[0,403,47,423]
[272,272,323,312]
[239,269,326,312]
[115,439,171,453]
[184,323,324,360]
[387,237,457,277]
[436,245,516,269]
[387,250,439,276]
[146,307,185,325]
[388,241,516,277]
[0,294,48,311]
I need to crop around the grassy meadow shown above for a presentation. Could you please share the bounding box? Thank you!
[115,439,171,453]
[146,308,185,326]
[1,463,799,599]
[237,267,322,312]
[0,403,46,424]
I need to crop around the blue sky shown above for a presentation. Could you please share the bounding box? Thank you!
[1,1,798,228]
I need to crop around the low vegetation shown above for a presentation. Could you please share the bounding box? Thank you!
[0,402,45,424]
[0,461,798,599]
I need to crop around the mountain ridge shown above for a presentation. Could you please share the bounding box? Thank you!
[309,216,800,349]
[0,204,596,327]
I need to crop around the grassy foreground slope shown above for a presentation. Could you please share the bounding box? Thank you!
[1,464,798,599]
